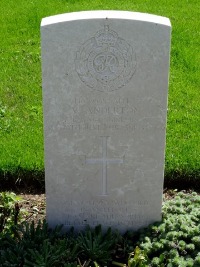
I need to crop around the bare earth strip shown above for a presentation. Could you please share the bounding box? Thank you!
[18,190,180,225]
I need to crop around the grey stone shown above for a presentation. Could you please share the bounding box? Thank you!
[41,10,171,233]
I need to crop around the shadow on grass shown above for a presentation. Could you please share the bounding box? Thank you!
[0,168,200,193]
[0,168,45,193]
[164,169,200,192]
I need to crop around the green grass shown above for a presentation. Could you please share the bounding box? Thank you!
[0,0,199,187]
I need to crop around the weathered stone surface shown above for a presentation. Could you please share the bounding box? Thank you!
[41,11,171,232]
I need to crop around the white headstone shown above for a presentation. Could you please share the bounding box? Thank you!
[41,11,171,233]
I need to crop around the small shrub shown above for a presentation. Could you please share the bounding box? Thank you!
[0,192,23,234]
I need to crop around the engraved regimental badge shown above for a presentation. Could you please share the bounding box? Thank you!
[75,24,136,92]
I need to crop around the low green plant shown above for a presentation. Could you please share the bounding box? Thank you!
[78,225,119,266]
[0,220,80,266]
[127,247,150,267]
[0,191,23,234]
[24,239,67,267]
[112,246,150,267]
[18,219,63,245]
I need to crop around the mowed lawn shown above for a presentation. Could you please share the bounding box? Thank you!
[0,0,199,185]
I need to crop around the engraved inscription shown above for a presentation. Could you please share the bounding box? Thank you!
[56,97,137,132]
[62,200,149,228]
[75,25,136,92]
[86,136,124,196]
[64,199,148,206]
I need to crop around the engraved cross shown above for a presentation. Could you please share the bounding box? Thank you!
[86,136,124,196]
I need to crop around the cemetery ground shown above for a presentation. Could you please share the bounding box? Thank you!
[0,1,200,267]
[1,190,200,266]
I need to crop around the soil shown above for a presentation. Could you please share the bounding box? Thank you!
[16,188,180,225]
[18,192,46,225]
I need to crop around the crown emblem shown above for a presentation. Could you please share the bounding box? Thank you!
[95,25,118,47]
[75,24,136,92]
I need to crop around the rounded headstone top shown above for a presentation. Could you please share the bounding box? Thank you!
[41,10,171,27]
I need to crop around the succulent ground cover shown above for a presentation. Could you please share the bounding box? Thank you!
[1,190,200,266]
[137,191,200,266]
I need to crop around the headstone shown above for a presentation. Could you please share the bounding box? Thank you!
[41,11,171,233]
